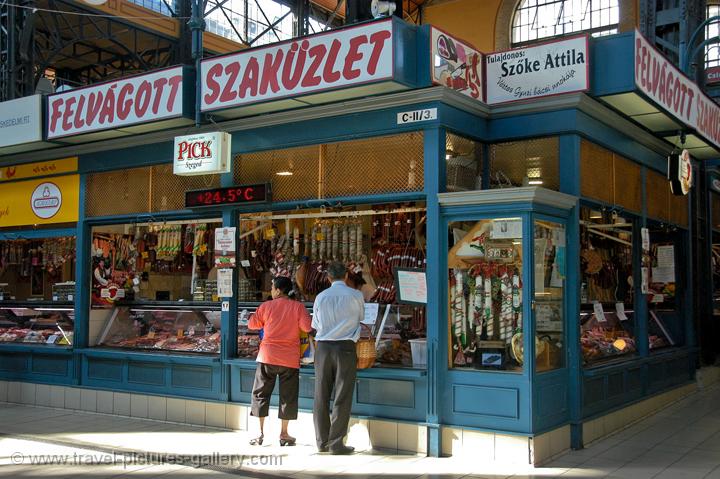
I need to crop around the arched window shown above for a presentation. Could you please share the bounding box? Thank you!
[706,3,720,69]
[512,0,619,47]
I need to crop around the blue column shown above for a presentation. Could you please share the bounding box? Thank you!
[636,167,649,359]
[424,127,445,458]
[74,173,91,386]
[219,170,238,402]
[559,135,583,448]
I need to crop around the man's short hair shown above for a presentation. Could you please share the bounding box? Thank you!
[327,261,347,280]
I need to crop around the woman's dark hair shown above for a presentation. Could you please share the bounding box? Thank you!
[272,276,294,297]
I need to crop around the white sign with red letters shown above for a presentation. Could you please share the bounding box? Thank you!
[47,66,184,139]
[635,30,720,150]
[173,131,231,176]
[201,19,394,112]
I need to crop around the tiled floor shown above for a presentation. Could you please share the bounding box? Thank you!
[0,383,719,478]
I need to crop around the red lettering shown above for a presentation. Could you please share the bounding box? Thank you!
[260,50,283,95]
[177,141,189,160]
[151,77,168,114]
[200,142,211,157]
[244,188,254,201]
[635,38,642,85]
[73,95,86,129]
[166,75,183,111]
[686,88,695,119]
[134,81,152,118]
[61,97,76,132]
[99,85,116,124]
[117,84,134,120]
[323,39,342,83]
[49,98,64,134]
[302,44,326,88]
[204,63,223,105]
[86,91,104,126]
[343,35,367,80]
[239,57,259,98]
[366,29,392,75]
[221,63,240,103]
[281,42,305,90]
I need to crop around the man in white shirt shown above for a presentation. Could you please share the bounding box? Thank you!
[312,262,364,455]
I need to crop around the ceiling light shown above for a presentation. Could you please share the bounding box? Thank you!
[276,171,293,176]
[527,179,543,185]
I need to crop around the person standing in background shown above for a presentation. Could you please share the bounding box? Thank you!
[312,262,364,455]
[247,276,312,447]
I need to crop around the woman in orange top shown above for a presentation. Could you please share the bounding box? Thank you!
[248,276,312,446]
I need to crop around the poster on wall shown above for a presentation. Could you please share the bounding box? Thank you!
[430,27,483,101]
[214,227,237,268]
[485,35,589,105]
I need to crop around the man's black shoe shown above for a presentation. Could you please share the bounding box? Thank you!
[330,446,355,455]
[318,446,329,453]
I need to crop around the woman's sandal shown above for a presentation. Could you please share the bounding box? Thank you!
[249,435,264,446]
[279,436,296,447]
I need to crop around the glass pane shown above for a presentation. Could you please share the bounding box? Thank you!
[448,218,523,372]
[534,220,565,371]
[579,207,636,365]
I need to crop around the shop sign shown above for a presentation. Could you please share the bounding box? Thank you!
[0,94,43,148]
[214,227,236,268]
[185,183,270,208]
[707,66,720,85]
[397,108,437,124]
[430,27,483,101]
[635,30,720,150]
[0,174,79,228]
[0,157,77,182]
[485,35,589,105]
[668,149,693,195]
[173,131,231,176]
[47,66,185,139]
[201,19,394,112]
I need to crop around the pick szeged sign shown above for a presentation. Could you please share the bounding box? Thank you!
[635,30,720,150]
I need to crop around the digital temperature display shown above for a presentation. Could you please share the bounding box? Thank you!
[185,184,270,208]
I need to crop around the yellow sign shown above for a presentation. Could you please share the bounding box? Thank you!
[0,174,79,227]
[0,157,78,182]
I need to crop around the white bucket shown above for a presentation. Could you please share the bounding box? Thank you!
[408,339,427,367]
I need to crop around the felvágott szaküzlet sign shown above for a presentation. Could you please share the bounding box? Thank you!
[485,35,588,105]
[47,66,185,139]
[173,132,231,176]
[201,19,394,111]
[635,30,720,150]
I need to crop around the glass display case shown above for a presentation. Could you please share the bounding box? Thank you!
[94,303,221,354]
[0,302,74,346]
[580,308,636,365]
[447,217,524,371]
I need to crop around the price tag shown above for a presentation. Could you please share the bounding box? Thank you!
[616,302,628,321]
[240,259,251,267]
[651,294,664,303]
[641,227,650,252]
[362,303,380,325]
[222,301,230,312]
[68,295,73,301]
[142,251,149,259]
[264,229,276,240]
[593,301,606,322]
[53,296,59,301]
[251,250,257,258]
[177,329,184,338]
[46,334,59,344]
[148,330,156,339]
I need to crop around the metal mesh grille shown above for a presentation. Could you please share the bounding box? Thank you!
[86,165,220,216]
[151,164,221,212]
[489,137,559,190]
[85,167,151,217]
[234,132,424,201]
[446,132,482,192]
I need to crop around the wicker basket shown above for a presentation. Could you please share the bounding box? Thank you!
[356,323,377,369]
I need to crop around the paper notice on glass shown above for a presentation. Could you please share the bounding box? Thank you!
[362,302,380,325]
[641,227,650,252]
[214,227,237,268]
[552,227,566,247]
[593,302,606,322]
[217,268,233,297]
[534,238,548,293]
[654,245,675,283]
[641,267,650,294]
[652,267,675,283]
[395,269,427,304]
[491,219,522,239]
[616,302,628,321]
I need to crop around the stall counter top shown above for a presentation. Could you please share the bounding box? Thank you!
[225,358,428,378]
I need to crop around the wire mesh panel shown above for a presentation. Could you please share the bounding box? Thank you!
[613,154,641,213]
[323,132,424,198]
[85,166,151,217]
[647,169,669,222]
[234,132,424,202]
[581,139,613,204]
[234,144,320,202]
[489,137,559,190]
[151,164,221,211]
[446,133,482,192]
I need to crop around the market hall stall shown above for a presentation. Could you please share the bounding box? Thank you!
[0,158,80,384]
